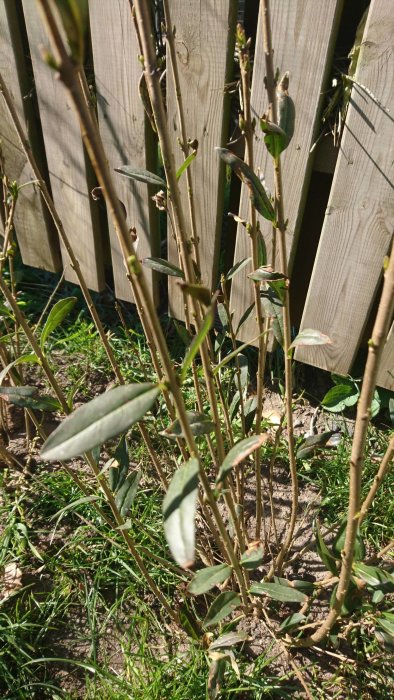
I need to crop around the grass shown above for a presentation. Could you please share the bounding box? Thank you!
[1,277,393,699]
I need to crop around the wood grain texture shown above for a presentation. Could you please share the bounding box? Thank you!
[0,0,60,271]
[167,0,236,319]
[89,0,158,303]
[377,325,394,391]
[296,0,394,382]
[230,0,343,343]
[22,0,105,291]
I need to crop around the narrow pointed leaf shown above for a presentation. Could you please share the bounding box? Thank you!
[217,435,267,485]
[0,385,61,412]
[142,257,184,278]
[250,582,307,603]
[40,297,77,349]
[240,543,264,570]
[296,431,335,460]
[353,562,394,587]
[115,470,141,517]
[209,631,249,650]
[110,435,129,492]
[248,267,287,283]
[332,519,365,561]
[181,308,213,383]
[279,612,306,633]
[179,282,211,307]
[115,165,167,188]
[236,303,255,334]
[163,458,200,568]
[260,118,288,159]
[161,411,215,439]
[216,148,275,223]
[225,257,251,281]
[41,384,159,461]
[0,385,37,399]
[314,520,338,575]
[188,563,232,595]
[277,72,295,148]
[0,354,39,384]
[176,151,196,180]
[260,287,284,347]
[288,329,332,353]
[202,591,241,629]
[257,233,267,267]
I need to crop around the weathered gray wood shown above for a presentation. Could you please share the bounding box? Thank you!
[230,0,344,342]
[22,0,105,291]
[89,0,158,304]
[166,0,236,319]
[377,325,394,391]
[296,0,394,378]
[0,0,60,271]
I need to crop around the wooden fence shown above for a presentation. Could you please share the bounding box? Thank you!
[0,0,393,390]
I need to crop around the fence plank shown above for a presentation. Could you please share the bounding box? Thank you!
[0,0,60,271]
[166,0,236,319]
[89,0,158,303]
[230,0,343,342]
[21,1,105,291]
[296,0,394,381]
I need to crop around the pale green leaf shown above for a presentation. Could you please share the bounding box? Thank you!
[188,563,232,595]
[202,591,241,629]
[250,582,307,603]
[115,166,167,188]
[217,435,267,485]
[163,458,200,568]
[40,297,77,349]
[142,257,184,278]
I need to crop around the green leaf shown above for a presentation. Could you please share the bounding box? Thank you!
[389,398,394,425]
[331,519,365,561]
[115,166,167,188]
[250,582,307,603]
[257,233,267,267]
[0,385,61,412]
[176,151,196,180]
[217,435,266,486]
[378,615,394,638]
[279,612,306,633]
[260,287,284,347]
[288,329,332,353]
[109,435,129,492]
[314,520,338,575]
[372,589,385,604]
[181,308,213,383]
[330,581,362,616]
[240,543,264,570]
[260,118,288,159]
[41,384,159,461]
[163,458,200,568]
[40,297,77,349]
[238,353,248,390]
[277,73,295,149]
[296,431,335,460]
[0,353,39,384]
[225,257,251,281]
[273,576,315,594]
[248,267,288,283]
[236,303,255,334]
[142,257,184,278]
[216,148,275,223]
[370,390,381,418]
[51,495,99,522]
[202,591,241,629]
[322,383,359,412]
[188,563,232,595]
[179,282,211,307]
[209,631,249,650]
[115,470,141,517]
[352,562,394,587]
[0,385,37,399]
[161,411,215,439]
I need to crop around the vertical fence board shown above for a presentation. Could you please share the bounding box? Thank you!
[0,0,60,271]
[89,0,158,304]
[230,0,343,343]
[22,1,105,291]
[296,0,394,379]
[167,0,236,319]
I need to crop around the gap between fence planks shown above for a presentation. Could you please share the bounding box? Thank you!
[166,0,237,320]
[0,0,60,272]
[296,0,394,389]
[89,0,159,305]
[230,0,344,344]
[21,0,105,292]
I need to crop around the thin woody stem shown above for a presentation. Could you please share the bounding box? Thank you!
[37,0,248,603]
[261,0,298,575]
